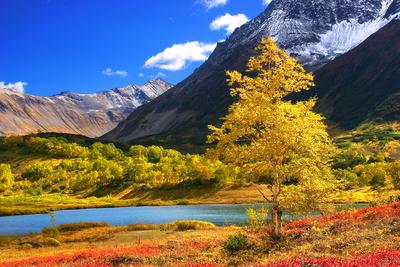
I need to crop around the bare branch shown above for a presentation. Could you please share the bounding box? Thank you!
[255,184,272,202]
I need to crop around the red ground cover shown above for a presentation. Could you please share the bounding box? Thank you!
[259,249,400,267]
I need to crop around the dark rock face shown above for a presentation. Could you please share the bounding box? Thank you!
[0,79,172,137]
[104,0,399,144]
[385,0,400,18]
[311,21,400,129]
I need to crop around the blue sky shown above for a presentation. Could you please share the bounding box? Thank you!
[1,0,268,96]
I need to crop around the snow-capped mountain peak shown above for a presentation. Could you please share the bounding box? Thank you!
[227,0,400,68]
[291,0,400,65]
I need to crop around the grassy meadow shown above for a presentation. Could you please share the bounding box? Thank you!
[0,202,399,266]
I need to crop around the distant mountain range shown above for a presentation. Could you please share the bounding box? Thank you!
[0,79,172,137]
[104,0,400,145]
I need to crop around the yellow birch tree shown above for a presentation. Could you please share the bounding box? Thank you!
[207,37,337,238]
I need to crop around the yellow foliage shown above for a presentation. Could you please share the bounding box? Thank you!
[246,207,268,229]
[207,37,337,235]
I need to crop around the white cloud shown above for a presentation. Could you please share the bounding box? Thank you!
[157,72,167,78]
[210,13,249,35]
[202,0,228,10]
[144,41,217,71]
[102,68,128,77]
[262,0,272,6]
[0,81,27,93]
[149,72,167,79]
[138,73,144,78]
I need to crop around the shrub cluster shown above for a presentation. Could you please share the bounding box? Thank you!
[127,220,215,232]
[223,233,249,254]
[0,137,241,195]
[0,163,14,192]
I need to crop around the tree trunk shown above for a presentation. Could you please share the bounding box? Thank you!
[271,175,282,239]
[271,201,282,239]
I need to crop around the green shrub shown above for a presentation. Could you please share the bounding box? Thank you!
[147,146,164,163]
[127,221,215,232]
[368,153,389,163]
[389,161,400,189]
[90,142,124,160]
[333,169,359,188]
[333,150,368,169]
[123,157,150,184]
[72,171,99,192]
[26,186,43,196]
[165,220,216,231]
[0,163,14,192]
[26,137,89,158]
[40,237,61,247]
[42,226,60,239]
[223,233,249,254]
[23,163,53,181]
[127,224,158,231]
[128,145,148,159]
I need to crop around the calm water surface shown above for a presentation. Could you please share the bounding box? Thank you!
[0,203,368,235]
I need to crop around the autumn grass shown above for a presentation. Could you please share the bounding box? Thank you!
[2,220,216,249]
[0,227,230,266]
[43,222,110,234]
[126,221,216,232]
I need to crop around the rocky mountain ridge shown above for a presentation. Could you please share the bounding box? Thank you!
[0,79,172,137]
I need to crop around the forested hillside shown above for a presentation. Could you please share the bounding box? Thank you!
[1,124,400,215]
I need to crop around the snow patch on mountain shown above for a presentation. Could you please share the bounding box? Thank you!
[289,0,399,64]
[294,18,389,60]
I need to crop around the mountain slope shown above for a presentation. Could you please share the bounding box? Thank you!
[0,79,172,137]
[104,0,399,144]
[310,20,400,129]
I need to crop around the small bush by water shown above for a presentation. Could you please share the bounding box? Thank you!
[127,220,215,232]
[127,224,159,231]
[246,207,268,229]
[223,233,249,254]
[169,220,216,231]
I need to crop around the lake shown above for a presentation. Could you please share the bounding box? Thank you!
[0,203,368,236]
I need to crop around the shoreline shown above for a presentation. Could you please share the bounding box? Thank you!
[0,202,371,237]
[0,184,382,217]
[0,184,270,217]
[0,197,373,218]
